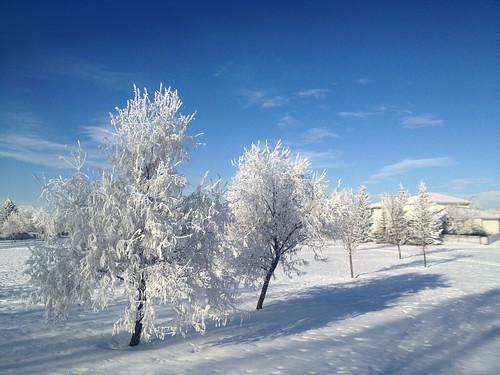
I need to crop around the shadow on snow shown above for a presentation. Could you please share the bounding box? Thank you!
[212,272,449,345]
[365,253,472,275]
[191,287,500,375]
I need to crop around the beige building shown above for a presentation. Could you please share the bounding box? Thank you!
[479,211,500,235]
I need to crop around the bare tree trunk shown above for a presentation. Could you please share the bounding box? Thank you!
[422,246,427,268]
[256,256,280,310]
[397,243,402,260]
[349,250,354,278]
[129,277,146,347]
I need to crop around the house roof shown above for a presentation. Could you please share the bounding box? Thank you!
[372,192,473,208]
[479,211,500,220]
[408,192,473,205]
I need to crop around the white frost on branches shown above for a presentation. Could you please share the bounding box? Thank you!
[0,198,37,240]
[326,185,372,278]
[444,205,482,235]
[381,184,410,259]
[0,197,17,225]
[227,141,327,309]
[26,85,236,346]
[407,181,442,267]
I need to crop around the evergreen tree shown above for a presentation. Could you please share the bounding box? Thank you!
[356,185,372,242]
[0,197,18,225]
[381,184,409,259]
[408,182,442,267]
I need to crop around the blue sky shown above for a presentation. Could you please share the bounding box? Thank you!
[1,0,499,209]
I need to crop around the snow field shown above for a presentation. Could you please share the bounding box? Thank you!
[1,240,499,374]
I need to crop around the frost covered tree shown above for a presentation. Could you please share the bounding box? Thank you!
[444,205,482,235]
[26,85,236,347]
[227,141,327,310]
[356,185,372,242]
[381,184,409,259]
[374,204,389,243]
[327,185,372,278]
[0,197,18,226]
[1,206,36,240]
[407,182,442,267]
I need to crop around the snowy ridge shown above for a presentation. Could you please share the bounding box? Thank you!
[1,240,499,374]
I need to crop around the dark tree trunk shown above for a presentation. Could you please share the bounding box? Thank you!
[256,256,280,310]
[422,246,427,268]
[349,250,354,278]
[129,278,146,347]
[397,244,402,260]
[129,319,143,347]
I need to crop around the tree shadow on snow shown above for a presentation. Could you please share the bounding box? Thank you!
[407,246,460,257]
[211,272,449,346]
[194,287,500,375]
[363,253,472,275]
[0,303,132,374]
[376,287,500,374]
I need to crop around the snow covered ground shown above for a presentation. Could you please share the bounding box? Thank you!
[1,240,499,374]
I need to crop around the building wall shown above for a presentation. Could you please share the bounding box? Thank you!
[482,219,500,235]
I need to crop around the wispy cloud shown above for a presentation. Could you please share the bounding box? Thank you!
[296,150,345,170]
[278,115,302,128]
[370,157,454,180]
[0,107,62,147]
[213,63,231,78]
[1,111,47,131]
[473,190,500,210]
[356,78,371,85]
[0,133,73,169]
[0,107,107,169]
[0,110,67,169]
[401,113,443,128]
[297,88,330,99]
[34,55,131,88]
[302,127,339,143]
[337,106,390,118]
[241,87,330,109]
[240,89,288,109]
[81,123,116,144]
[0,127,106,170]
[451,178,495,191]
[261,96,288,108]
[337,110,377,118]
[240,89,264,107]
[451,178,495,186]
[287,127,339,146]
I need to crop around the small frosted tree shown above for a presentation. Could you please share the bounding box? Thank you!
[377,208,389,242]
[444,205,482,235]
[227,141,327,310]
[327,185,372,278]
[26,85,236,347]
[381,184,409,259]
[408,182,442,267]
[0,197,18,226]
[1,206,36,240]
[356,185,372,242]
